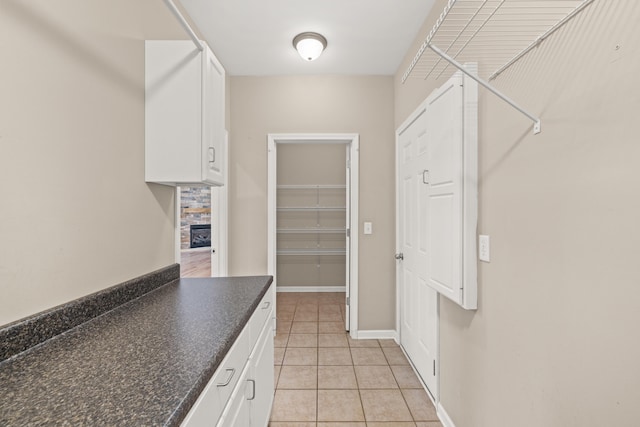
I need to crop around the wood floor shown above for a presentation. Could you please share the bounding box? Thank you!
[180,249,211,278]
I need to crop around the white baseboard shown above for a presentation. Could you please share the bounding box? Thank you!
[353,329,398,341]
[276,286,346,293]
[437,402,456,427]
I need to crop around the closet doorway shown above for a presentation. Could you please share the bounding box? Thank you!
[267,134,359,335]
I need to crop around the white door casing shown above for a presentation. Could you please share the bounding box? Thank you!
[267,133,359,337]
[210,130,230,277]
[345,145,351,331]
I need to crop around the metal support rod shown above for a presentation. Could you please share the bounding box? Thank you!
[428,44,541,134]
[489,0,595,80]
[162,0,204,51]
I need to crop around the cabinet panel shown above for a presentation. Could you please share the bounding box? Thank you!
[202,48,225,184]
[180,325,250,427]
[249,319,275,427]
[216,363,251,427]
[145,40,225,186]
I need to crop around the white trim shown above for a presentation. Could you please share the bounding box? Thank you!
[267,133,359,337]
[349,136,359,338]
[437,402,456,427]
[276,286,346,293]
[353,329,398,341]
[215,130,229,276]
[175,187,182,264]
[461,64,478,310]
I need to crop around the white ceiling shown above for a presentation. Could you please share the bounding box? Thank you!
[179,0,436,76]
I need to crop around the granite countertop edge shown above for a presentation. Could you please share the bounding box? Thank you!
[166,276,273,426]
[0,271,274,427]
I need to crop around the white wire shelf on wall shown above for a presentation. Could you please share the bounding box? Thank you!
[277,249,347,256]
[403,0,595,82]
[277,228,346,234]
[402,0,596,135]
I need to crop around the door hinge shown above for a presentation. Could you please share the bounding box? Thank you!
[346,228,350,238]
[346,296,350,306]
[433,360,436,376]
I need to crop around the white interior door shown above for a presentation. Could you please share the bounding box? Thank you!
[397,108,439,399]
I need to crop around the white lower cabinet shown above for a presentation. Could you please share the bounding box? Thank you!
[181,286,274,427]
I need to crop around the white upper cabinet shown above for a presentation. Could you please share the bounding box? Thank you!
[145,40,226,186]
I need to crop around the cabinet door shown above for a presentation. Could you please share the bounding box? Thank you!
[249,318,275,427]
[216,363,251,427]
[202,47,225,186]
[145,40,202,184]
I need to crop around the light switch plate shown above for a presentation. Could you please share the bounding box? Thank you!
[364,222,373,235]
[479,235,490,262]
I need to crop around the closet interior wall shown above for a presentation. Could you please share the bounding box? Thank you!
[276,144,346,290]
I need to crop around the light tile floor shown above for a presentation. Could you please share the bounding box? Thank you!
[270,292,443,427]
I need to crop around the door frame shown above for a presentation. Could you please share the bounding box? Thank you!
[267,133,359,337]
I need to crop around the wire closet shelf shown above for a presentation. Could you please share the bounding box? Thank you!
[403,0,594,83]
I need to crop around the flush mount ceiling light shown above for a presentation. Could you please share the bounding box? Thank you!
[292,32,327,61]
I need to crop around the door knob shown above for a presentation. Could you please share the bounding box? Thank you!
[395,253,404,260]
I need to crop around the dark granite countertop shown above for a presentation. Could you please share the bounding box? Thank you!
[0,275,273,427]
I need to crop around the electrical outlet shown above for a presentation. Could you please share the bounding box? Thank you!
[479,235,490,262]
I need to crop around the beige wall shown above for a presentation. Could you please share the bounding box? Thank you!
[229,76,396,330]
[395,1,640,425]
[0,0,187,326]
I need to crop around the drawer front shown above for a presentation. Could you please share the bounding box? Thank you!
[215,362,251,427]
[209,324,251,412]
[250,285,274,340]
[181,325,251,427]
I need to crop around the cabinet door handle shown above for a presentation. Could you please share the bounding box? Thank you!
[247,379,256,400]
[209,147,216,163]
[261,301,271,310]
[422,170,429,184]
[216,368,235,387]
